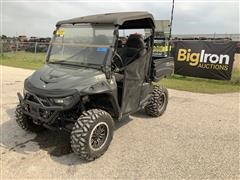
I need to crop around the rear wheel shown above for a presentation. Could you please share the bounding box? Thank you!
[15,104,45,132]
[145,85,168,117]
[70,109,114,161]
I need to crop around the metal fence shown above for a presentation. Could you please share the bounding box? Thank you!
[1,41,50,54]
[172,34,240,41]
[1,34,239,54]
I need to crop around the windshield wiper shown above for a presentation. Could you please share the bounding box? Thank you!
[49,60,67,64]
[49,61,102,70]
[49,60,86,67]
[77,62,102,70]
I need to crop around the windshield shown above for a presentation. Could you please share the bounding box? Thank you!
[48,23,114,67]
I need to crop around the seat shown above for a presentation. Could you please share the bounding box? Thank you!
[126,34,145,49]
[117,39,123,48]
[118,34,146,66]
[114,34,146,82]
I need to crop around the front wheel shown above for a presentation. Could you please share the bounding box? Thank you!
[70,109,114,161]
[15,104,45,132]
[145,85,168,117]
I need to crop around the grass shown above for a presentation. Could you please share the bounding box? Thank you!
[1,51,240,94]
[1,51,45,70]
[160,74,240,94]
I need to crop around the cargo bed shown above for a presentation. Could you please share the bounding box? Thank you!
[151,55,174,82]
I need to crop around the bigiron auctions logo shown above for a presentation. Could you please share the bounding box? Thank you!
[177,48,230,70]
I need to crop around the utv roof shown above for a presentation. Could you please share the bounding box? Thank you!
[56,11,155,29]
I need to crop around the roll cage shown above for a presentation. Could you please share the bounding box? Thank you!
[53,11,156,78]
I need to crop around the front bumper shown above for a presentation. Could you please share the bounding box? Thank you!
[17,91,79,124]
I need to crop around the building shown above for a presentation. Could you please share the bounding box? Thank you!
[145,20,170,39]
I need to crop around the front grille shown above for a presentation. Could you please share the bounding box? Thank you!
[25,93,51,106]
[37,95,51,106]
[23,93,55,121]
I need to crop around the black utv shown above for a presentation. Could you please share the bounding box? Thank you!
[16,12,174,161]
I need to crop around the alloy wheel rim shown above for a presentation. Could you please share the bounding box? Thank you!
[89,122,109,151]
[158,92,166,112]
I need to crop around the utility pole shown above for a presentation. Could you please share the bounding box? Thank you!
[168,0,175,56]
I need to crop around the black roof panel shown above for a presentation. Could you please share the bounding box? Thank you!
[56,11,155,28]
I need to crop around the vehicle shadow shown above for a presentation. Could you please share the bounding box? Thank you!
[114,115,133,130]
[131,109,152,119]
[1,107,134,166]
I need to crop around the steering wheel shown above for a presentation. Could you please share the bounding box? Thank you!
[112,52,124,70]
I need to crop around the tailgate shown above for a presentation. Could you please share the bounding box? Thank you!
[151,56,174,82]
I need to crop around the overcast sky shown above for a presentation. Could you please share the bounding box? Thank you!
[1,0,239,37]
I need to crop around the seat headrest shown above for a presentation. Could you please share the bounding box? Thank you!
[126,34,144,49]
[117,40,123,48]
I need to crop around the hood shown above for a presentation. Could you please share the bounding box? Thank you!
[26,64,107,92]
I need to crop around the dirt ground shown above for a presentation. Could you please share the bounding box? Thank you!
[1,65,239,179]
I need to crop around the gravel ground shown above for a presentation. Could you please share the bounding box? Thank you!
[1,65,239,179]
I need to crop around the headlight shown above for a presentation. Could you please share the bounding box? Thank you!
[52,96,73,106]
